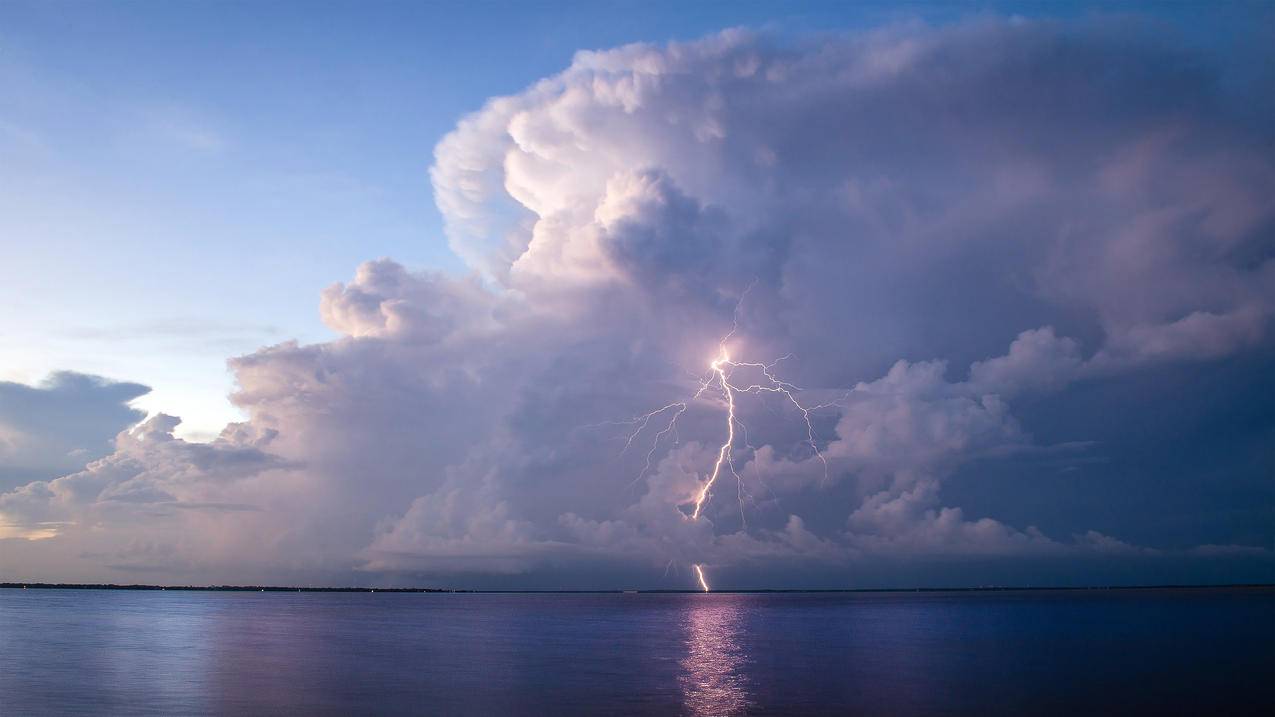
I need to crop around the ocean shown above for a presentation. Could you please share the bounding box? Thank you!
[2,587,1271,715]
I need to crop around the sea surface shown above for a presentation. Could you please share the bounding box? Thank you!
[1,587,1272,715]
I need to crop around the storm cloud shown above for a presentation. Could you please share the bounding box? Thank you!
[2,19,1271,587]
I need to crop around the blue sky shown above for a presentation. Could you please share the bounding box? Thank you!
[3,0,1265,438]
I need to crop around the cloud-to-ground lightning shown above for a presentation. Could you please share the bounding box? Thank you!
[686,344,836,520]
[617,290,841,589]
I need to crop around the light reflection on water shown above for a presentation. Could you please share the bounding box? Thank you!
[2,589,1271,715]
[679,595,752,716]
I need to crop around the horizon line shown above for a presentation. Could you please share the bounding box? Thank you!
[3,582,1272,595]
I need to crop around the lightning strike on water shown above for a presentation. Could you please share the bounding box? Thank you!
[616,289,841,589]
[693,564,710,592]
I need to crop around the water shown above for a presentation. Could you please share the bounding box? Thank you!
[2,588,1271,715]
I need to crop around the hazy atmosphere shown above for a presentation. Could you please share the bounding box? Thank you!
[2,1,1272,590]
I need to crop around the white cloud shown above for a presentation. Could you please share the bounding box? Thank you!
[3,20,1272,584]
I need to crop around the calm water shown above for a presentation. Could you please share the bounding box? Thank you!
[1,588,1272,715]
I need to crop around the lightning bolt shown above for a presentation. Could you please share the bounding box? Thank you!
[616,288,838,590]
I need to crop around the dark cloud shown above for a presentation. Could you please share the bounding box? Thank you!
[0,372,148,491]
[2,19,1271,586]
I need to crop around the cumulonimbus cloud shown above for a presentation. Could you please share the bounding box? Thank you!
[2,19,1271,585]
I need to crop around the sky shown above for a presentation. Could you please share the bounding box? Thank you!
[0,1,1272,588]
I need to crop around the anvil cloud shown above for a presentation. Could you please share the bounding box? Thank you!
[2,19,1272,587]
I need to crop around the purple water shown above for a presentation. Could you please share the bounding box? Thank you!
[2,588,1271,715]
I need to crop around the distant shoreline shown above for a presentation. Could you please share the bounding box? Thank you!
[2,582,1272,594]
